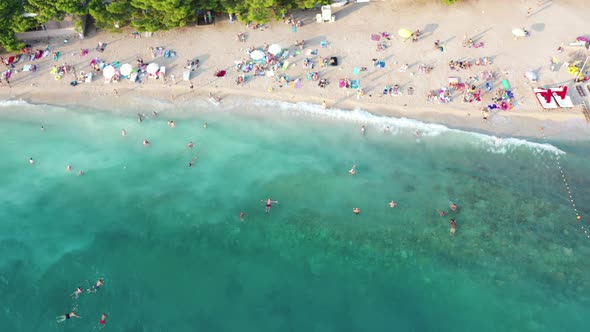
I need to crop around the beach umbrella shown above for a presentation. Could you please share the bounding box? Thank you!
[120,63,133,76]
[512,28,526,37]
[268,44,282,55]
[525,71,537,81]
[250,50,265,61]
[398,28,412,39]
[146,63,159,74]
[103,65,115,79]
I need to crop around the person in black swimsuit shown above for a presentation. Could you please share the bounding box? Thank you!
[88,278,104,293]
[56,306,81,323]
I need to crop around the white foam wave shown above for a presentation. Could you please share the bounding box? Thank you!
[250,98,565,155]
[0,99,31,107]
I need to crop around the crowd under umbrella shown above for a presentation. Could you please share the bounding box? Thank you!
[398,28,412,39]
[146,63,159,75]
[250,50,265,61]
[102,65,115,79]
[268,44,282,56]
[120,63,133,77]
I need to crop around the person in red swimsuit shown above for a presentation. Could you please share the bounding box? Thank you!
[99,313,108,326]
[261,198,279,213]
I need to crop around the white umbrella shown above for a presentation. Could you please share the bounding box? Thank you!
[268,44,282,55]
[512,28,526,37]
[120,63,133,76]
[146,63,159,74]
[525,71,537,81]
[103,65,115,79]
[250,50,265,61]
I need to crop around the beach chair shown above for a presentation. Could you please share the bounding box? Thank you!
[533,88,558,109]
[551,86,574,108]
[282,61,290,71]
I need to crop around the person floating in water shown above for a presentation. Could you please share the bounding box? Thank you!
[121,129,127,136]
[88,278,104,293]
[203,122,209,128]
[239,211,245,221]
[66,165,72,172]
[450,218,457,236]
[349,164,357,175]
[137,113,144,123]
[29,157,35,165]
[361,126,366,136]
[187,141,194,148]
[98,313,108,327]
[450,202,458,212]
[353,207,361,215]
[437,209,447,217]
[143,139,150,146]
[188,156,197,167]
[71,286,83,299]
[261,198,278,213]
[77,170,84,176]
[389,200,397,208]
[56,306,81,323]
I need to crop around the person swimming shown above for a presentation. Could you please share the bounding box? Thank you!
[389,200,397,208]
[77,170,84,176]
[203,123,208,128]
[188,156,197,167]
[167,120,176,128]
[88,278,104,293]
[450,202,458,212]
[143,139,150,146]
[98,313,107,326]
[71,287,83,299]
[239,212,245,221]
[349,164,357,175]
[187,141,194,148]
[121,129,127,136]
[29,157,35,165]
[450,218,457,236]
[437,209,447,217]
[361,126,366,136]
[353,207,361,214]
[261,198,279,213]
[56,306,81,323]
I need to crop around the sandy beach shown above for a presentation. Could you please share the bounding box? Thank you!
[1,0,590,140]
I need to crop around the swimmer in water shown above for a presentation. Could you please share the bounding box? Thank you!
[437,209,447,217]
[353,207,361,214]
[77,170,84,176]
[203,123,208,128]
[450,218,457,236]
[121,129,127,136]
[66,165,72,172]
[450,202,458,212]
[71,287,83,299]
[167,120,176,128]
[152,111,158,117]
[98,313,107,326]
[143,139,150,146]
[137,113,144,123]
[389,200,397,208]
[188,156,197,167]
[415,130,423,138]
[361,126,366,136]
[56,306,81,323]
[88,278,104,293]
[349,164,357,175]
[40,125,45,131]
[187,141,194,148]
[29,157,35,165]
[239,212,245,221]
[261,198,279,213]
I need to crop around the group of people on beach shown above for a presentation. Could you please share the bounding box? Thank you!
[56,278,108,327]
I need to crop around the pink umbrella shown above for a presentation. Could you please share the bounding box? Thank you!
[576,36,589,43]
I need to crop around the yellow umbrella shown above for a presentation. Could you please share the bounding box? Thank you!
[398,28,412,39]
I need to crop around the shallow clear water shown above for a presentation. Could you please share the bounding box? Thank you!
[0,99,588,332]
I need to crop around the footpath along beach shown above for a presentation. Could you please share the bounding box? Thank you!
[1,0,590,140]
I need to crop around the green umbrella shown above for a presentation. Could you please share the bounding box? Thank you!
[398,28,412,39]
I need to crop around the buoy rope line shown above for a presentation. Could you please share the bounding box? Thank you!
[539,127,587,239]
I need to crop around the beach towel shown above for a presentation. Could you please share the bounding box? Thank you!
[320,41,328,48]
[371,34,381,41]
[351,80,360,89]
[215,70,227,77]
[292,25,297,33]
[282,61,289,71]
[23,64,33,72]
[501,79,511,91]
[339,79,347,88]
[353,67,360,75]
[295,79,302,89]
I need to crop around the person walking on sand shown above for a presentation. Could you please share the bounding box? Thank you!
[261,198,279,213]
[450,218,457,236]
[56,306,81,323]
[98,313,108,327]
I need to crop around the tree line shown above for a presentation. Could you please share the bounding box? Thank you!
[0,0,329,52]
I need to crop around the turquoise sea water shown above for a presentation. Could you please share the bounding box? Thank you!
[0,99,589,332]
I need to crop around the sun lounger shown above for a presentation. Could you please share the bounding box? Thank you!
[575,85,586,97]
[350,80,360,89]
[282,61,289,71]
[183,70,191,81]
[551,86,574,108]
[534,88,558,109]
